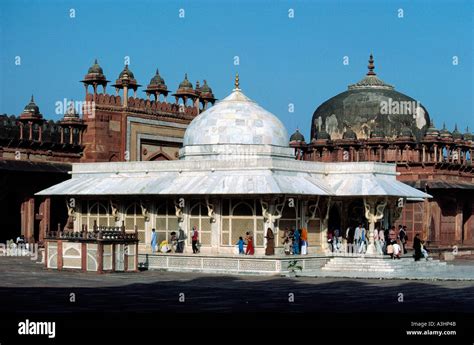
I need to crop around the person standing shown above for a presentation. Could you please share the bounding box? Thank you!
[236,236,245,254]
[374,227,382,255]
[379,228,386,254]
[293,228,301,255]
[245,231,255,255]
[191,226,199,254]
[354,224,361,252]
[176,228,186,253]
[334,228,340,252]
[398,225,408,254]
[265,228,275,255]
[358,225,366,254]
[170,231,178,253]
[151,228,157,253]
[413,233,423,261]
[301,227,308,255]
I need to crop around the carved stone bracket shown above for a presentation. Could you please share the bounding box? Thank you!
[65,197,76,221]
[110,199,119,221]
[174,199,184,225]
[392,198,404,221]
[363,197,387,224]
[205,197,216,223]
[305,196,320,224]
[140,201,149,222]
[363,197,388,255]
[260,197,286,229]
[321,197,332,253]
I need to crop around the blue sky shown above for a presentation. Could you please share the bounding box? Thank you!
[0,0,472,138]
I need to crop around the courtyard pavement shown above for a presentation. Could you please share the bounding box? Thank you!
[0,256,473,344]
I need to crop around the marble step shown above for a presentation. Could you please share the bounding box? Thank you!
[321,258,448,272]
[327,260,447,266]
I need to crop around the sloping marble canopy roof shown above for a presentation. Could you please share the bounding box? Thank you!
[36,160,430,199]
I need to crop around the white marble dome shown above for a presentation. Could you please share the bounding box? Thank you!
[183,88,289,147]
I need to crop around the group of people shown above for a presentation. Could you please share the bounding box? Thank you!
[151,226,200,254]
[236,227,308,256]
[236,231,257,255]
[150,223,429,260]
[328,224,430,260]
[281,227,308,256]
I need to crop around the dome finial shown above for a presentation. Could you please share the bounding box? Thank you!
[31,94,34,102]
[367,53,376,76]
[234,73,240,90]
[94,58,98,64]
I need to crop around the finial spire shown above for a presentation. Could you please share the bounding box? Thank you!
[234,73,240,89]
[94,58,98,64]
[184,73,188,80]
[30,94,34,102]
[367,53,376,76]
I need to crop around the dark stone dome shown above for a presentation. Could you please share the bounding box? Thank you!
[452,124,462,140]
[439,123,452,139]
[118,65,135,79]
[315,126,331,140]
[87,59,104,74]
[342,127,357,140]
[290,129,305,142]
[370,127,385,138]
[200,80,212,94]
[463,127,472,141]
[311,54,430,142]
[179,73,193,89]
[149,69,165,86]
[425,120,439,138]
[23,95,40,114]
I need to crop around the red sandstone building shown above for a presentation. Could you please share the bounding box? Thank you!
[289,55,474,250]
[0,60,215,243]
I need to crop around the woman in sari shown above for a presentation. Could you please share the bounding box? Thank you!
[245,231,255,255]
[265,228,275,255]
[300,227,308,255]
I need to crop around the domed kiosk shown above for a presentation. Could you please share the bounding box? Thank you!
[312,54,430,142]
[38,75,429,275]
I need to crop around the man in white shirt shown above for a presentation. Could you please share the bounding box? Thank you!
[358,225,366,254]
[354,224,361,253]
